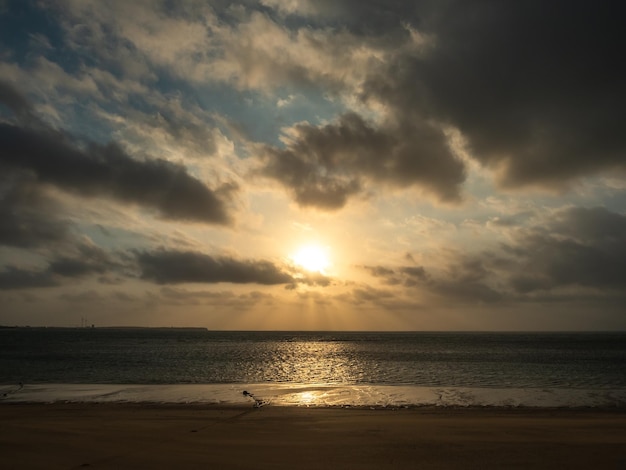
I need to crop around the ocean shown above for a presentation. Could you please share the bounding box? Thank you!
[2,328,626,408]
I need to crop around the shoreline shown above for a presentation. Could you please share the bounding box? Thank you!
[3,400,626,413]
[4,399,626,414]
[2,403,626,469]
[3,382,626,409]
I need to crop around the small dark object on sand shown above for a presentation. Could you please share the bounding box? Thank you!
[1,382,23,398]
[243,390,267,408]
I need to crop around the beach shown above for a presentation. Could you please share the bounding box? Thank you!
[2,404,625,469]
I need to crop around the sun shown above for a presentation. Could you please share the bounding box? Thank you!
[291,244,330,273]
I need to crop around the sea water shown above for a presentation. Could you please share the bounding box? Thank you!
[1,328,625,408]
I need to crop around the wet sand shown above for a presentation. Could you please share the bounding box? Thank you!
[1,404,625,469]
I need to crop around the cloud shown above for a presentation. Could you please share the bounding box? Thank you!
[0,57,225,162]
[359,1,626,189]
[1,1,624,330]
[351,285,395,303]
[45,3,469,209]
[0,238,125,289]
[363,265,395,278]
[48,243,116,278]
[286,270,333,289]
[0,82,234,225]
[49,0,210,80]
[137,249,294,285]
[37,2,626,205]
[363,259,502,303]
[251,2,626,203]
[255,1,626,198]
[550,207,626,243]
[59,289,103,303]
[94,86,224,161]
[364,206,626,303]
[1,56,220,162]
[508,207,626,293]
[0,173,70,248]
[0,80,37,121]
[208,10,389,92]
[399,266,428,284]
[159,286,237,304]
[258,1,626,209]
[157,286,276,309]
[430,257,504,303]
[261,112,465,209]
[0,266,58,290]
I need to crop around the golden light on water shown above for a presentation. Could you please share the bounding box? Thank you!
[298,391,317,404]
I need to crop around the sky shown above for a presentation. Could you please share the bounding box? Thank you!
[0,0,625,331]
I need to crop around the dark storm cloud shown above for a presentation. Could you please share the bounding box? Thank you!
[364,207,626,302]
[48,243,116,278]
[0,80,36,121]
[0,82,233,224]
[137,249,294,285]
[256,1,626,209]
[360,0,626,188]
[49,258,103,277]
[0,123,233,223]
[0,241,123,289]
[430,257,503,303]
[363,259,502,303]
[0,173,70,248]
[262,112,465,209]
[0,266,58,290]
[508,207,626,293]
[550,207,626,243]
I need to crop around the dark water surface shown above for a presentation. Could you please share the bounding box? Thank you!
[1,328,625,388]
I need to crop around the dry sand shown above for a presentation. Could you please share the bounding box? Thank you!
[1,404,626,469]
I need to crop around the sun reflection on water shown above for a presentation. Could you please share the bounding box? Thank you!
[298,391,316,404]
[262,340,363,384]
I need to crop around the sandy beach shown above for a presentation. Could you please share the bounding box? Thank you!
[1,404,625,469]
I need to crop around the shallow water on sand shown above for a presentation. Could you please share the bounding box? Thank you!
[2,383,626,409]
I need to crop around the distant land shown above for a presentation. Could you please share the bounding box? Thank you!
[0,325,208,331]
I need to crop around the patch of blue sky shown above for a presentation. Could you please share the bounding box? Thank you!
[192,82,346,148]
[0,5,106,139]
[78,223,154,254]
[1,6,346,157]
[0,2,74,70]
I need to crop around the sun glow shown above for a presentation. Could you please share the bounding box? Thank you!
[291,244,330,273]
